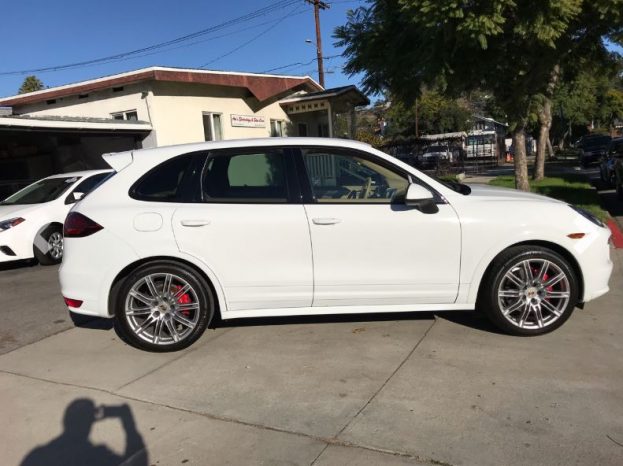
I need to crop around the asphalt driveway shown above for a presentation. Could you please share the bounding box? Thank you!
[1,250,622,465]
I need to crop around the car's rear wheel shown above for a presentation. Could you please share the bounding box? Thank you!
[34,225,64,265]
[480,246,579,336]
[115,261,213,352]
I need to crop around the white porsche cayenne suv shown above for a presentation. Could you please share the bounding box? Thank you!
[59,138,613,351]
[0,170,112,265]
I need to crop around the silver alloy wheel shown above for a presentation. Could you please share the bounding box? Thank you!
[497,258,570,330]
[48,232,64,260]
[124,273,201,345]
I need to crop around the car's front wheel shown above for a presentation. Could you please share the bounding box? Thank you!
[480,246,579,336]
[115,261,214,351]
[34,225,64,265]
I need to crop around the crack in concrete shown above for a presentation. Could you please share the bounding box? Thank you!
[309,444,330,466]
[114,327,235,391]
[334,317,438,439]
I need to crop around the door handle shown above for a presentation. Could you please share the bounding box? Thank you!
[312,217,341,225]
[180,219,211,227]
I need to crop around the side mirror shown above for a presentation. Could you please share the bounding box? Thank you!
[73,192,85,201]
[405,184,438,214]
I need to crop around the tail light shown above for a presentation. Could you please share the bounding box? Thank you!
[64,212,103,238]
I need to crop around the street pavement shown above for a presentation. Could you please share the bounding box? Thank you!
[0,261,72,355]
[0,248,622,465]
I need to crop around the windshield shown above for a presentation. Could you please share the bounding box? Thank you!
[0,176,79,205]
[582,136,611,149]
[425,146,447,152]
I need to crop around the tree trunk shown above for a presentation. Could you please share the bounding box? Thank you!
[513,126,530,191]
[547,137,554,157]
[533,98,552,181]
[533,65,559,181]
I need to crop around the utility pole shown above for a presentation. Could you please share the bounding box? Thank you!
[305,0,329,88]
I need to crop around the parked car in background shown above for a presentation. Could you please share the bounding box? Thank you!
[416,145,453,167]
[59,138,612,352]
[615,156,623,199]
[577,134,612,167]
[0,170,112,265]
[599,137,623,186]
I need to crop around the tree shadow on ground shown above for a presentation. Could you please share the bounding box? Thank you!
[20,398,148,466]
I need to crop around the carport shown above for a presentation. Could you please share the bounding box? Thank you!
[0,115,151,198]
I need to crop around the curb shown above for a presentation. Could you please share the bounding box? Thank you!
[606,219,623,249]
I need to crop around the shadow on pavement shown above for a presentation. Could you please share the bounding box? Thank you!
[211,309,505,335]
[69,314,114,331]
[20,398,148,466]
[435,310,508,335]
[0,259,38,272]
[79,310,508,341]
[211,310,437,329]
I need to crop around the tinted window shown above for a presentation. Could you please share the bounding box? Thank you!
[66,172,112,204]
[609,140,623,156]
[202,150,288,202]
[73,173,110,194]
[131,154,195,202]
[582,136,611,148]
[302,149,408,203]
[1,176,79,205]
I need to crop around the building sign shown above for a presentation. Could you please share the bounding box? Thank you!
[230,114,266,128]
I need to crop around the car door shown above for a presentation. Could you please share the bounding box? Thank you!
[297,146,461,306]
[172,147,313,312]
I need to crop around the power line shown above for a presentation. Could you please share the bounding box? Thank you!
[261,54,342,74]
[200,6,306,68]
[0,0,300,76]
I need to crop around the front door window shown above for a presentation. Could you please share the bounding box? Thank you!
[302,149,409,203]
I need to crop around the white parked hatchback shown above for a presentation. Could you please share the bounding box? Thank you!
[59,138,613,351]
[0,170,112,265]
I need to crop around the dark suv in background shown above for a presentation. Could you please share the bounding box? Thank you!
[578,134,612,167]
[599,137,623,186]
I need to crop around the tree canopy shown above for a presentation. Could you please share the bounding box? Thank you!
[386,89,472,137]
[18,75,45,94]
[335,0,623,190]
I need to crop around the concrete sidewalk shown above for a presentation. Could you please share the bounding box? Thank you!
[1,251,622,465]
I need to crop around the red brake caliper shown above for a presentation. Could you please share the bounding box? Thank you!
[172,285,192,316]
[543,273,552,293]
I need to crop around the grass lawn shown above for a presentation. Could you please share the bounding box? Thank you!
[488,174,610,221]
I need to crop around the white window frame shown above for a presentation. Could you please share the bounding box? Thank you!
[203,112,223,141]
[270,119,285,137]
[111,109,138,121]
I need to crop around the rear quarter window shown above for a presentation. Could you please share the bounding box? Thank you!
[130,154,199,202]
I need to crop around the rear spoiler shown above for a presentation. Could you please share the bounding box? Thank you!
[102,151,133,172]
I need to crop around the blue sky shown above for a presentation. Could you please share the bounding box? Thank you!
[0,0,365,97]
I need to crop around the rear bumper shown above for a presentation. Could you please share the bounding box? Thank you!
[59,230,139,318]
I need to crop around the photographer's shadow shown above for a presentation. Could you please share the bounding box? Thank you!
[21,398,148,466]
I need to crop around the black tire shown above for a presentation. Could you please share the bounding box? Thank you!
[478,246,579,336]
[114,261,214,352]
[33,225,64,265]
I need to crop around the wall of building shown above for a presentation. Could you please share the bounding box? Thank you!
[15,84,151,122]
[147,81,292,146]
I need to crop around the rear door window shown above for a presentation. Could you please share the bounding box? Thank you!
[201,149,289,203]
